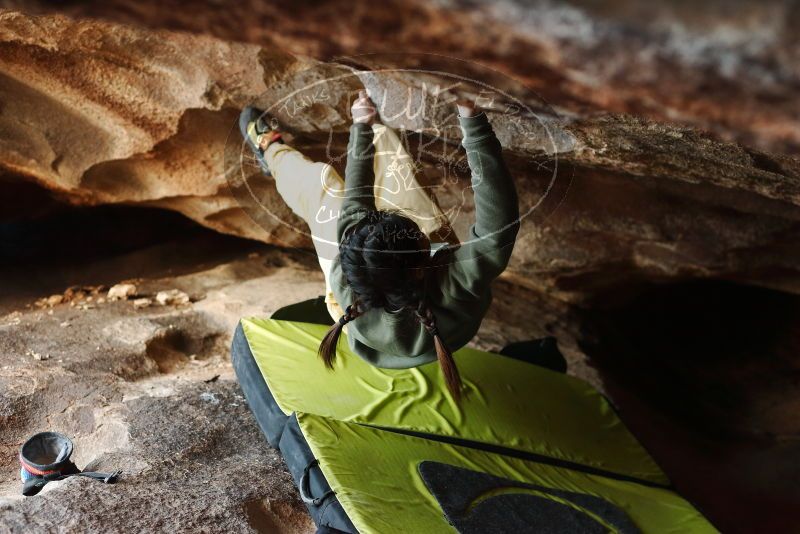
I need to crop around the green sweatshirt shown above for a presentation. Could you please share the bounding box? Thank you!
[330,113,519,368]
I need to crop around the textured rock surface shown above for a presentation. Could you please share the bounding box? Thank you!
[0,10,275,242]
[1,3,800,533]
[5,0,800,154]
[0,242,326,533]
[2,10,798,301]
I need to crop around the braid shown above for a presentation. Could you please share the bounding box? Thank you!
[415,306,463,402]
[318,301,365,368]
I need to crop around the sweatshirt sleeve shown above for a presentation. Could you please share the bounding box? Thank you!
[337,123,376,242]
[446,113,520,298]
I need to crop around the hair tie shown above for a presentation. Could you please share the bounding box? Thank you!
[339,305,355,326]
[414,307,437,336]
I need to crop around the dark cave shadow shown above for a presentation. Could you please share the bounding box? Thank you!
[579,278,800,533]
[580,278,800,438]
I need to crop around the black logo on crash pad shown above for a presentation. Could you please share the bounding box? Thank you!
[418,461,640,533]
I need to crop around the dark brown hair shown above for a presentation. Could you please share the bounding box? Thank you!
[318,302,363,369]
[317,211,463,400]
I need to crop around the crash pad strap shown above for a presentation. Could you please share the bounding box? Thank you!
[240,318,669,486]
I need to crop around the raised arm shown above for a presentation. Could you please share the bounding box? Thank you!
[337,91,378,241]
[447,102,520,297]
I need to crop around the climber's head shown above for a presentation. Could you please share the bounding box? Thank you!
[339,210,430,310]
[318,210,462,400]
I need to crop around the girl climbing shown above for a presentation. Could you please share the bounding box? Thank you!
[231,90,709,534]
[238,90,519,400]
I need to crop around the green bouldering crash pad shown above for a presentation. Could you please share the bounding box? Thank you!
[239,318,716,533]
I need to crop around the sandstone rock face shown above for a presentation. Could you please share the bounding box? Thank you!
[0,10,279,242]
[2,9,798,301]
[6,0,800,154]
[1,4,799,533]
